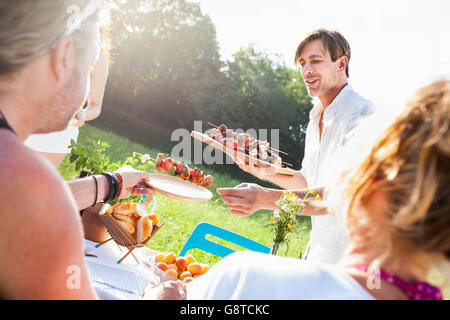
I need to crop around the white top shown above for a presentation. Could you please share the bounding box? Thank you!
[24,125,79,154]
[299,84,374,264]
[186,251,374,300]
[83,239,161,300]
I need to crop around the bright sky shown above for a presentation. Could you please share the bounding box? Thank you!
[192,0,450,115]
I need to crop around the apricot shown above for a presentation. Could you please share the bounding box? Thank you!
[193,274,200,279]
[180,271,193,281]
[163,252,177,265]
[187,262,202,275]
[167,264,178,272]
[155,253,165,263]
[183,277,194,283]
[156,262,168,272]
[185,254,196,265]
[165,268,178,279]
[201,264,210,274]
[175,256,188,272]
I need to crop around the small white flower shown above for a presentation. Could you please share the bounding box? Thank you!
[273,210,280,218]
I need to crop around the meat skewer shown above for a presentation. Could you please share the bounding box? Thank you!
[206,123,292,168]
[134,152,217,188]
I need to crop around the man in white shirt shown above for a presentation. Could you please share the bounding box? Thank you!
[218,29,374,264]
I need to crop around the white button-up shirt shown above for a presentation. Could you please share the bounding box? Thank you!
[300,84,374,264]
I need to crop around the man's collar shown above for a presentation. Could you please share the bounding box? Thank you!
[309,83,353,120]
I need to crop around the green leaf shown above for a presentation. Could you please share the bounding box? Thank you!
[69,152,79,163]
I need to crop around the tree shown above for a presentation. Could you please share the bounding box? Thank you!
[101,0,223,134]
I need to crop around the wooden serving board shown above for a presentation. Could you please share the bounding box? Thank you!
[191,131,296,176]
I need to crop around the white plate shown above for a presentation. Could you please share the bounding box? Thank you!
[148,173,213,202]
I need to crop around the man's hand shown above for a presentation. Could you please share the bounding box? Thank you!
[231,154,278,180]
[114,165,154,199]
[217,183,277,216]
[143,280,186,300]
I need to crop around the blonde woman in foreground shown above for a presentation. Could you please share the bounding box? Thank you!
[185,81,450,300]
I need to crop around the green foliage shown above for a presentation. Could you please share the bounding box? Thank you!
[68,139,111,174]
[103,0,222,130]
[68,137,156,205]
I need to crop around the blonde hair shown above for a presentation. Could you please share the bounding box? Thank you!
[345,81,450,267]
[0,0,103,77]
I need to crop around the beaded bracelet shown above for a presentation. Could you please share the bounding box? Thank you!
[109,173,120,200]
[113,173,123,198]
[101,173,117,203]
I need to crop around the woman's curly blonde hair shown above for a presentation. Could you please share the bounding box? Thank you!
[346,81,450,266]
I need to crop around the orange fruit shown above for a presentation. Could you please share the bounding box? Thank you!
[187,262,202,275]
[165,268,178,279]
[183,277,194,283]
[155,253,165,263]
[163,252,177,265]
[175,256,188,272]
[185,254,196,265]
[180,271,193,281]
[167,264,178,272]
[156,262,168,272]
[201,264,210,274]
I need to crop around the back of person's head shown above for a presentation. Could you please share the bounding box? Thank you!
[346,80,450,272]
[294,29,351,77]
[0,0,104,80]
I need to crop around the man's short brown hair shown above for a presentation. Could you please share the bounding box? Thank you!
[294,29,351,78]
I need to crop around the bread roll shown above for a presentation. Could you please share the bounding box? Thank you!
[113,202,137,215]
[134,203,148,218]
[115,219,136,236]
[136,216,152,243]
[147,213,160,226]
[112,213,135,226]
[99,203,112,215]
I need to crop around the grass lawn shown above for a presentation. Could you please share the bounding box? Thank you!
[59,125,311,266]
